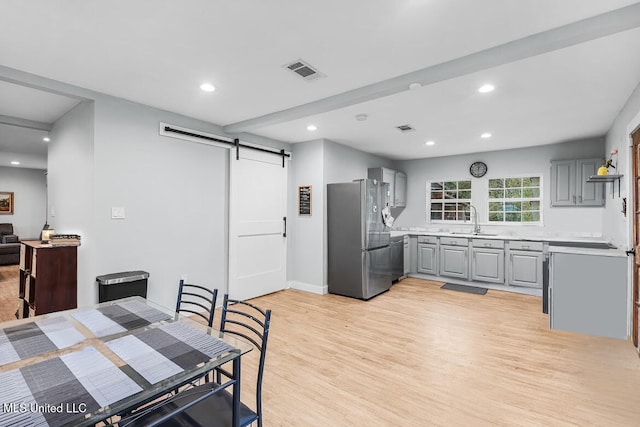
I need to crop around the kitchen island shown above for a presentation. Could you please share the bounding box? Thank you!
[548,245,628,339]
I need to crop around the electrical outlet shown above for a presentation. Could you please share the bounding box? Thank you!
[111,207,125,219]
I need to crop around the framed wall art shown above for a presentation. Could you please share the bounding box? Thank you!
[0,192,14,214]
[298,185,312,216]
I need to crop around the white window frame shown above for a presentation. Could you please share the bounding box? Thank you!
[487,175,543,225]
[427,179,473,223]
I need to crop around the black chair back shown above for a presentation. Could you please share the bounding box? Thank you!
[219,294,271,427]
[175,279,218,327]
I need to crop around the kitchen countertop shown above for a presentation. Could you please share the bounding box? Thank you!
[390,229,620,249]
[547,245,627,257]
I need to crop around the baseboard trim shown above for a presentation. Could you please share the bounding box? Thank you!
[287,281,327,295]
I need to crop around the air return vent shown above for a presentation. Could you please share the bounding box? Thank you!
[283,59,325,81]
[396,124,415,133]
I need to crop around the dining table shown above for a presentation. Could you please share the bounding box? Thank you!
[0,296,253,427]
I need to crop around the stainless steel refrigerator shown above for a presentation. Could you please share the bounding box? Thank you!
[327,179,392,300]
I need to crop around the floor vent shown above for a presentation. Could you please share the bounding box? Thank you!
[283,59,325,82]
[396,124,415,133]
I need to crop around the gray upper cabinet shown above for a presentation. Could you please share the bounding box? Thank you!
[550,158,604,207]
[368,167,406,208]
[394,171,407,207]
[576,159,603,205]
[550,159,574,206]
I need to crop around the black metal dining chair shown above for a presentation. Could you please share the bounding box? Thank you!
[120,294,272,427]
[175,279,218,327]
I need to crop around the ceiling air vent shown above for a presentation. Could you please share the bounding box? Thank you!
[396,124,415,133]
[283,59,325,82]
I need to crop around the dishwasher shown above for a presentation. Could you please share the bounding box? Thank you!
[390,236,404,282]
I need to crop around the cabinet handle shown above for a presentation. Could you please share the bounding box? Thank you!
[572,195,576,204]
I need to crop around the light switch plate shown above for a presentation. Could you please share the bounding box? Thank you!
[111,207,125,219]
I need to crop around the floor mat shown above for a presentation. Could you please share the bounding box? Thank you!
[440,283,487,295]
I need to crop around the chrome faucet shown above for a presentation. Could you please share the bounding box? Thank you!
[469,205,481,234]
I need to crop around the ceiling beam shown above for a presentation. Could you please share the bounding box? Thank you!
[0,114,52,131]
[223,2,640,134]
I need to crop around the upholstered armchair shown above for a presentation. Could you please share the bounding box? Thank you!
[0,223,19,244]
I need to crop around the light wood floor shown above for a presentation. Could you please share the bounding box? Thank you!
[2,268,640,425]
[0,265,19,322]
[245,278,640,426]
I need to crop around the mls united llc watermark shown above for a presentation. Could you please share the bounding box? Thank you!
[2,402,88,414]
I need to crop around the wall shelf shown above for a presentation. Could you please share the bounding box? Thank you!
[587,174,623,198]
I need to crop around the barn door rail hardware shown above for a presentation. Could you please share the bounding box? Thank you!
[163,126,290,167]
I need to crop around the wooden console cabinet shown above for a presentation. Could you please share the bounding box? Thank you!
[17,241,77,318]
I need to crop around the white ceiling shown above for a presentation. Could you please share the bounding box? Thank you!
[1,0,640,165]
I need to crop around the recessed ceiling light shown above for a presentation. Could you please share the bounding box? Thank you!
[478,84,495,93]
[425,141,435,146]
[43,137,50,142]
[11,161,20,165]
[200,83,216,92]
[307,125,317,131]
[409,82,422,90]
[481,133,492,139]
[355,114,368,121]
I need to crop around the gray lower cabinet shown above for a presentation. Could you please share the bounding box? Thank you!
[417,243,438,275]
[471,247,505,284]
[439,245,468,280]
[549,251,627,339]
[403,235,410,275]
[409,235,546,289]
[508,250,543,288]
[409,236,418,273]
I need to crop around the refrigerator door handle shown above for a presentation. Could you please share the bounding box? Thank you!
[283,216,287,238]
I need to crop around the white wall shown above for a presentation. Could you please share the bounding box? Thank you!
[323,140,394,183]
[0,166,46,238]
[603,81,640,248]
[48,101,96,307]
[5,67,290,311]
[393,138,606,236]
[288,139,394,293]
[289,140,325,292]
[89,97,290,310]
[92,98,225,309]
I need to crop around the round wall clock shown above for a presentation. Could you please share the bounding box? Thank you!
[470,161,488,178]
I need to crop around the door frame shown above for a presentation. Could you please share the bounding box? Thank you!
[626,111,640,350]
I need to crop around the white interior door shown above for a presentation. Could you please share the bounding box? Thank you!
[229,147,288,301]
